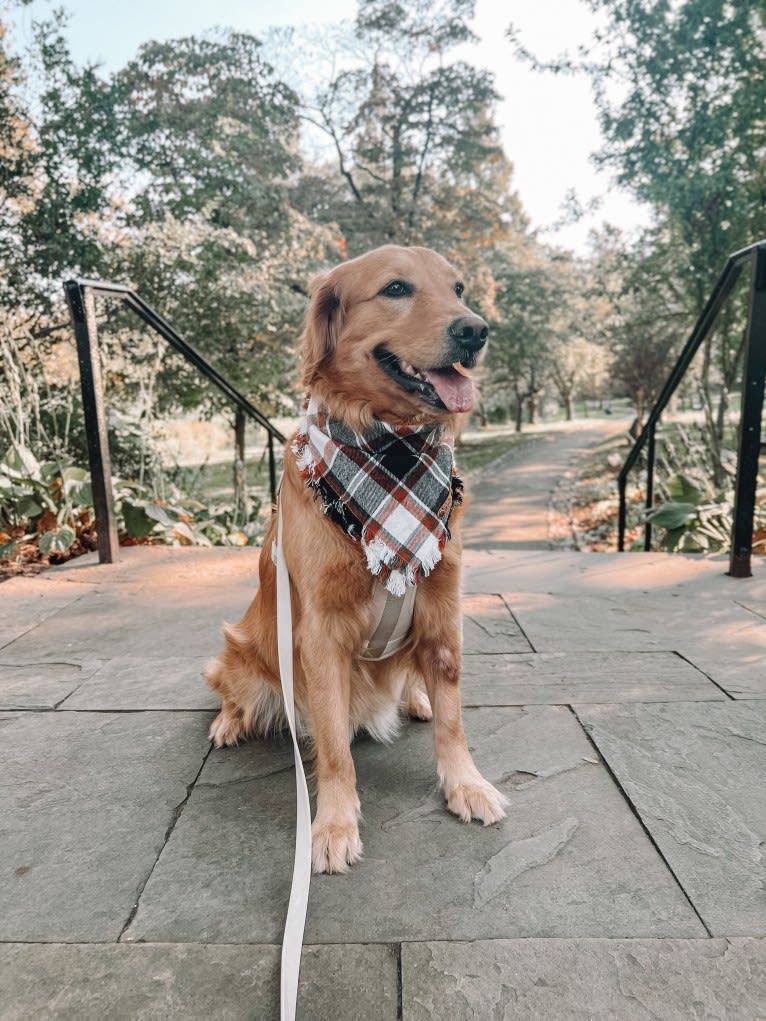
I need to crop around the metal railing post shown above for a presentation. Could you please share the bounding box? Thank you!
[268,431,278,508]
[617,475,627,551]
[64,277,287,564]
[64,281,119,564]
[729,247,766,578]
[643,424,656,551]
[616,239,766,573]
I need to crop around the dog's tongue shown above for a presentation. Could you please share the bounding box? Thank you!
[422,366,474,413]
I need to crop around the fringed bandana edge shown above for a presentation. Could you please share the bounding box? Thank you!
[292,396,463,596]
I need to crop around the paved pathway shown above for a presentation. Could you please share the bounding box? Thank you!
[2,446,766,1017]
[462,417,629,550]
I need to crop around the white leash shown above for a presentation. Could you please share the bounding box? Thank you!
[272,493,414,1018]
[274,499,312,1021]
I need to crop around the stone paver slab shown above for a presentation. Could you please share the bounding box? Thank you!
[0,942,398,1021]
[577,701,766,936]
[125,706,703,944]
[402,937,766,1020]
[461,651,724,705]
[60,656,217,710]
[462,593,531,653]
[0,577,95,650]
[678,626,766,699]
[0,659,104,709]
[463,550,766,596]
[3,585,245,660]
[502,591,666,651]
[503,587,764,655]
[0,710,212,941]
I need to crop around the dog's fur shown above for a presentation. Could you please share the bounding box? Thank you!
[205,244,507,873]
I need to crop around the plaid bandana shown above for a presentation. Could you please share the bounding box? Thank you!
[293,396,463,596]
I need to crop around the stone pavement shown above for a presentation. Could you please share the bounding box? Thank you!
[2,543,766,1019]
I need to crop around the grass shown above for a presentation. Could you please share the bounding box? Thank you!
[167,453,273,503]
[455,428,542,474]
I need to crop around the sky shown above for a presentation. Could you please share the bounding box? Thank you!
[14,0,647,253]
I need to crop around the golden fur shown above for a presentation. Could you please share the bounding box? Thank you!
[205,244,507,873]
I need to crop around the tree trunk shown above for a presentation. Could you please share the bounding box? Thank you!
[564,393,574,421]
[513,386,524,433]
[233,408,249,523]
[634,386,646,424]
[527,393,537,425]
[527,366,538,424]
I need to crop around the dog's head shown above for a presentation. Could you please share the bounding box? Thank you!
[300,244,488,428]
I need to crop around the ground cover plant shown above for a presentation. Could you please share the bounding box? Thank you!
[566,420,766,555]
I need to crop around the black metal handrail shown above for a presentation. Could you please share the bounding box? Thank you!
[64,278,286,564]
[617,239,766,578]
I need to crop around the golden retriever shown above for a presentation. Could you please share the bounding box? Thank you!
[205,244,507,873]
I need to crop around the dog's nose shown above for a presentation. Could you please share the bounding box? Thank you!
[448,314,489,353]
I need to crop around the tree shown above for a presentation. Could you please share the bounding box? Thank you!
[18,13,122,308]
[1,8,121,326]
[294,0,522,261]
[513,0,766,469]
[514,0,766,286]
[548,336,611,420]
[0,9,36,313]
[581,0,766,285]
[115,31,300,234]
[1,15,335,516]
[109,30,337,513]
[482,240,560,431]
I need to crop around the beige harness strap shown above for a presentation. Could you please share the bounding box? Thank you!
[360,583,416,661]
[274,500,312,1021]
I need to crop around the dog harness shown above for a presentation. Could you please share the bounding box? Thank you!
[359,581,417,660]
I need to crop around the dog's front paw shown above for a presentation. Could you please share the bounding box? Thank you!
[208,707,247,748]
[311,819,363,874]
[446,779,508,826]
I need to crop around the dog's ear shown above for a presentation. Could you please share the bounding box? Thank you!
[300,269,344,388]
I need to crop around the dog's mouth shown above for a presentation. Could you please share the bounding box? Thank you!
[373,347,475,413]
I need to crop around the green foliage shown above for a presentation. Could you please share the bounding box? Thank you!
[6,11,121,315]
[115,479,263,548]
[356,0,478,51]
[583,0,766,283]
[0,442,95,560]
[648,466,765,554]
[4,0,764,576]
[0,439,265,570]
[665,474,703,505]
[115,30,300,232]
[515,0,766,470]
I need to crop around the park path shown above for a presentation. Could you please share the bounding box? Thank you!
[461,417,630,550]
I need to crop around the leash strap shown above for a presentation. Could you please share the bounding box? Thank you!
[275,499,312,1021]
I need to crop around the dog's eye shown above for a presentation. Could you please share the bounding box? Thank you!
[455,282,465,298]
[380,280,412,298]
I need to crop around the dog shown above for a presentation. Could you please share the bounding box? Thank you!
[205,244,507,874]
